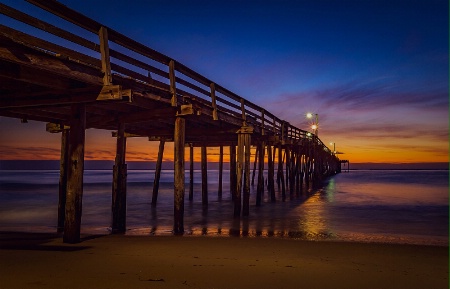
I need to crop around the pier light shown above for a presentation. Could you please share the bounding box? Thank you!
[330,142,336,154]
[306,112,319,136]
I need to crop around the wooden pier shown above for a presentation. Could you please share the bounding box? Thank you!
[0,1,342,243]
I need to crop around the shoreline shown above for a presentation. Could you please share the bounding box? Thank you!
[1,226,448,247]
[1,232,448,289]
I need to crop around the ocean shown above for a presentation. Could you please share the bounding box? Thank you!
[0,169,448,246]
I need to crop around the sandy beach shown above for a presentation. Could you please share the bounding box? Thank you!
[0,232,447,289]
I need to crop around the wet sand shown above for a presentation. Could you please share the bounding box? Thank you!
[0,232,448,289]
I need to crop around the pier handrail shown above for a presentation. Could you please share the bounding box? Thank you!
[0,0,334,154]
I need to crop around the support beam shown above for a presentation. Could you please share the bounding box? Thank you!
[285,146,290,191]
[243,133,251,216]
[289,148,295,195]
[235,125,253,217]
[112,123,127,233]
[235,133,243,218]
[63,103,86,244]
[201,144,208,207]
[218,145,223,199]
[256,141,265,206]
[151,139,165,206]
[173,117,185,234]
[57,128,69,233]
[267,143,275,202]
[251,145,259,186]
[278,144,286,201]
[189,144,194,201]
[230,143,237,202]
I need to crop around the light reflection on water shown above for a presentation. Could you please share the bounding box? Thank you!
[0,169,448,246]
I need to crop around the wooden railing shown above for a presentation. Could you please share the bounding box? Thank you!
[0,0,334,155]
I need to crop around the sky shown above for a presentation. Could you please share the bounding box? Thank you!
[0,0,448,165]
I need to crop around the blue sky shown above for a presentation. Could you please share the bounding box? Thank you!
[0,0,448,163]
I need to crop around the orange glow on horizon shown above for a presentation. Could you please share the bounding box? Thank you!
[0,120,447,164]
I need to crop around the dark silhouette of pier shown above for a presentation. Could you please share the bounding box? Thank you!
[0,1,342,243]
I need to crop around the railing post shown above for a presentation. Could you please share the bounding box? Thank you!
[169,60,177,107]
[240,98,246,123]
[98,26,112,86]
[210,83,218,120]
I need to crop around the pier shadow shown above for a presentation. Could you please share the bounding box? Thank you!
[0,231,96,251]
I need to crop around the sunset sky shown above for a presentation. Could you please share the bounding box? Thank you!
[0,0,448,165]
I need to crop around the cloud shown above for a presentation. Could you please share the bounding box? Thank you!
[0,146,61,160]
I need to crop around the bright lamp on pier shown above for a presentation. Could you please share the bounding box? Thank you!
[330,142,336,154]
[306,112,319,136]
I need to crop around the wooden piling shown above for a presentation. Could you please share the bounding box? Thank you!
[218,145,223,198]
[57,128,69,233]
[173,117,185,234]
[251,145,259,186]
[63,103,86,244]
[235,125,253,217]
[285,146,290,191]
[243,132,251,216]
[189,143,194,201]
[289,148,295,195]
[256,141,265,206]
[230,143,237,202]
[112,123,127,233]
[151,139,165,206]
[201,144,208,207]
[267,143,276,202]
[277,144,286,201]
[235,135,244,217]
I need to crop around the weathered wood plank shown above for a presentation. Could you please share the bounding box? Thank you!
[0,24,100,68]
[0,4,98,52]
[27,0,171,64]
[0,40,103,86]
